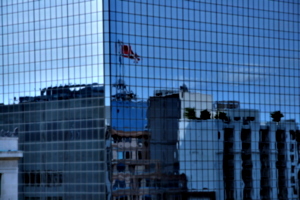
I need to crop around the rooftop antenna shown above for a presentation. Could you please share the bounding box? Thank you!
[112,41,137,101]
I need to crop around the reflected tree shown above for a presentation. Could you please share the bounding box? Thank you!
[200,109,211,120]
[270,111,284,122]
[184,108,197,119]
[184,108,212,120]
[215,112,228,121]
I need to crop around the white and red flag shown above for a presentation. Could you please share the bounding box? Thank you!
[118,42,140,63]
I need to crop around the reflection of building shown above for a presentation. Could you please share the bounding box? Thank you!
[110,127,187,200]
[111,129,158,199]
[0,84,106,200]
[179,107,300,200]
[111,101,147,133]
[214,101,240,111]
[119,88,300,200]
[262,120,300,200]
[110,99,187,200]
[148,93,180,174]
[0,136,23,200]
[148,87,213,173]
[179,119,223,200]
[148,88,216,199]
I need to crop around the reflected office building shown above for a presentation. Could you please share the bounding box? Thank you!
[1,0,300,200]
[179,105,300,200]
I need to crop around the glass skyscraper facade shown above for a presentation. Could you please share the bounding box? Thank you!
[1,0,300,199]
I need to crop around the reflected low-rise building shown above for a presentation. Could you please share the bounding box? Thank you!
[179,108,300,200]
[110,129,188,200]
[111,129,158,199]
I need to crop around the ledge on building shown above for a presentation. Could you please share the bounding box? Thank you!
[0,150,23,160]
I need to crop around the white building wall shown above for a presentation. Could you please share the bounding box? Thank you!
[0,137,23,200]
[179,119,224,200]
[249,121,261,200]
[180,92,213,119]
[226,109,260,123]
[267,121,299,200]
[266,122,279,200]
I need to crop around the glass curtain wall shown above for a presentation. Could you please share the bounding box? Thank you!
[108,0,300,200]
[1,0,106,199]
[0,0,300,200]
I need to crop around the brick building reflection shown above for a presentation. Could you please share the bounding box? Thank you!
[111,128,170,199]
